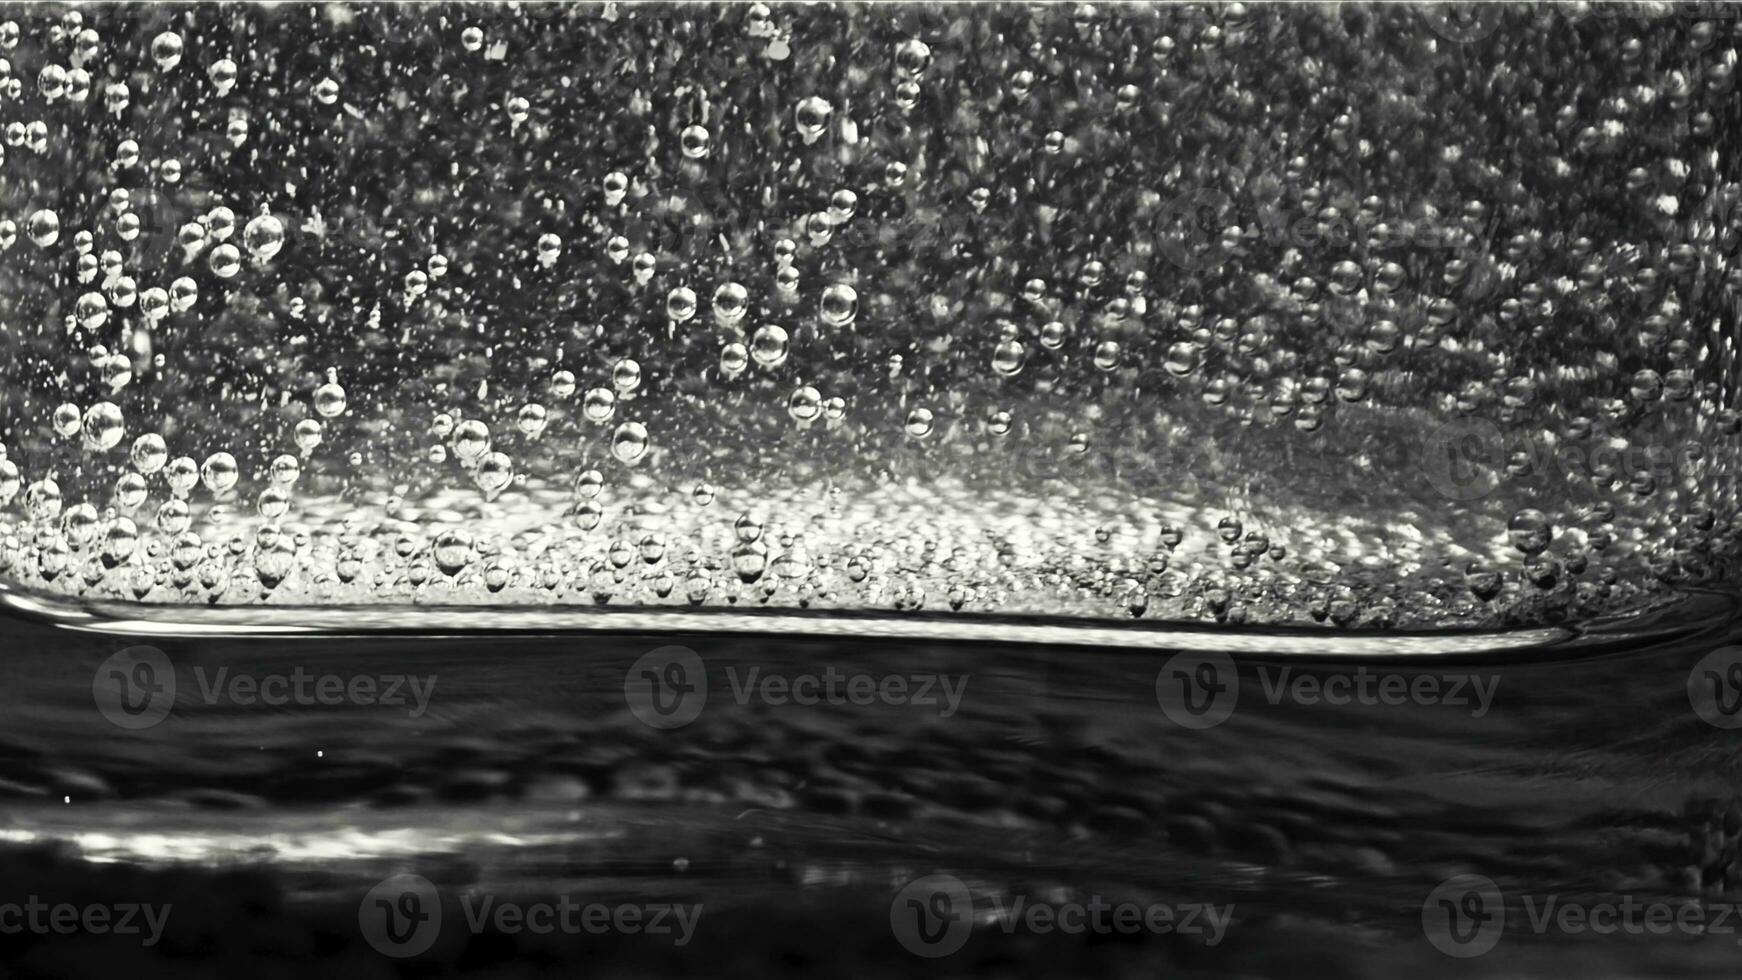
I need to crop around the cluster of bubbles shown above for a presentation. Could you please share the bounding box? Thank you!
[0,5,1739,630]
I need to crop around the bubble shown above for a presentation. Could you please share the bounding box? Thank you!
[82,401,124,451]
[603,170,628,205]
[1335,367,1368,402]
[76,291,108,329]
[258,487,290,521]
[453,419,491,460]
[751,324,790,368]
[209,243,242,278]
[197,206,236,244]
[433,529,473,575]
[314,77,339,105]
[537,232,561,266]
[734,513,763,543]
[27,209,58,247]
[992,339,1026,377]
[165,457,199,497]
[829,189,858,224]
[293,419,323,455]
[201,452,239,494]
[1328,260,1363,296]
[1507,509,1553,555]
[720,342,749,377]
[612,358,642,393]
[733,541,768,583]
[100,353,132,391]
[61,503,99,547]
[605,236,629,263]
[243,213,285,260]
[692,482,716,506]
[1093,340,1122,371]
[130,433,168,474]
[583,387,617,423]
[114,472,148,510]
[515,403,548,438]
[573,499,603,530]
[1664,369,1694,402]
[906,407,935,438]
[713,282,749,325]
[550,370,577,398]
[476,451,514,496]
[666,286,698,322]
[574,469,604,499]
[795,96,832,141]
[38,64,66,99]
[611,421,649,463]
[895,38,932,77]
[805,212,834,247]
[53,403,82,439]
[461,26,484,51]
[1164,342,1199,377]
[208,57,237,92]
[314,381,347,418]
[171,277,198,312]
[1465,561,1503,601]
[269,454,300,486]
[820,284,858,327]
[1630,368,1663,402]
[789,385,822,423]
[150,31,183,71]
[26,478,63,522]
[679,124,711,159]
[988,410,1012,436]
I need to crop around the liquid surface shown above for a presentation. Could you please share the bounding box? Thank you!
[1,4,1740,631]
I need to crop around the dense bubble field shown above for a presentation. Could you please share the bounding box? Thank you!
[0,2,1740,629]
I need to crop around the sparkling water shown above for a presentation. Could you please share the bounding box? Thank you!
[0,3,1739,636]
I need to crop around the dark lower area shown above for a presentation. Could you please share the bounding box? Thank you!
[0,604,1739,977]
